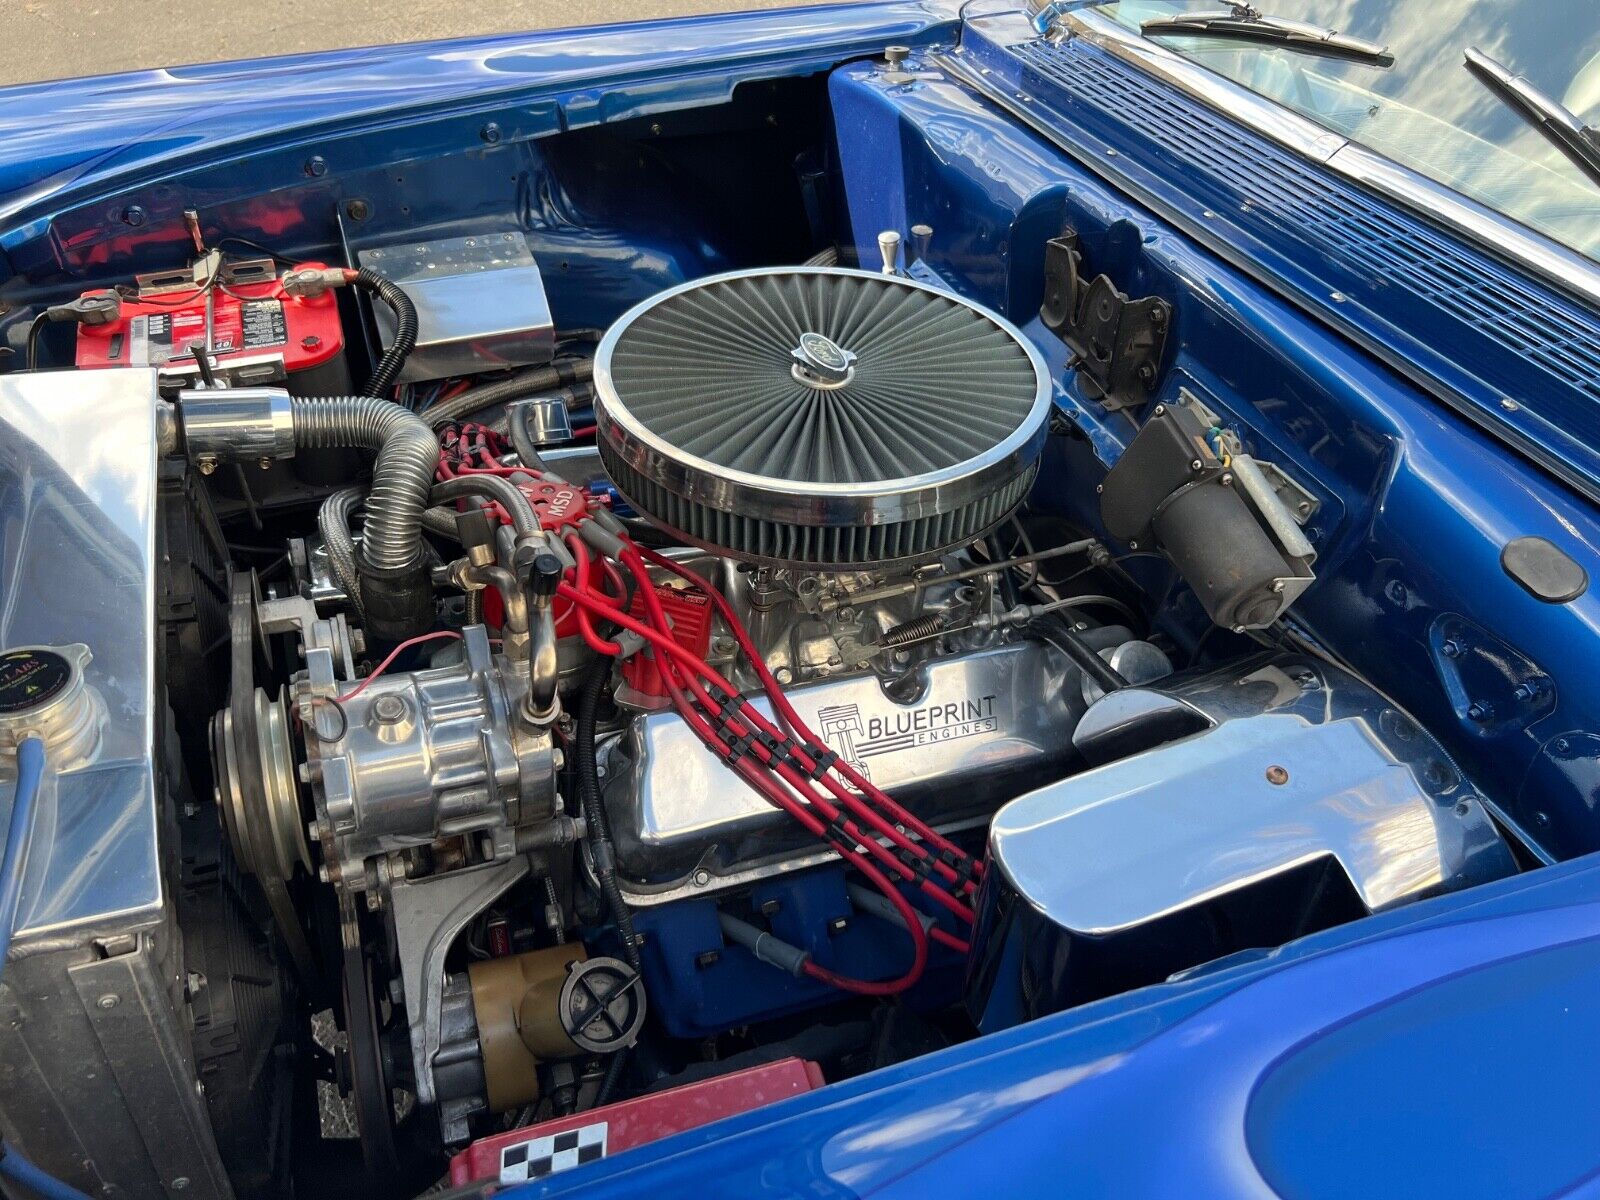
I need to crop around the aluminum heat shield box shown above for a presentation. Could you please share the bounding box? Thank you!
[358,231,555,382]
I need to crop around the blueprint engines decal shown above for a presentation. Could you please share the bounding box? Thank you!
[817,694,999,783]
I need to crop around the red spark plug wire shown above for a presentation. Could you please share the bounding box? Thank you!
[632,545,983,888]
[615,573,938,992]
[558,569,977,927]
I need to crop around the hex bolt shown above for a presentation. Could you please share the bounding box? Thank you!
[121,205,147,227]
[480,122,502,144]
[692,869,712,888]
[1467,701,1493,722]
[1441,638,1463,658]
[304,155,328,178]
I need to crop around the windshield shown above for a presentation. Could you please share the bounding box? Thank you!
[1096,1,1600,262]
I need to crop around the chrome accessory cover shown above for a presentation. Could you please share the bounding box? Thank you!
[593,267,1053,568]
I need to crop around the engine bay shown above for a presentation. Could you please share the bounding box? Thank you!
[0,30,1583,1199]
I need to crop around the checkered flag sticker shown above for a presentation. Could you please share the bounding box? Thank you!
[499,1121,609,1184]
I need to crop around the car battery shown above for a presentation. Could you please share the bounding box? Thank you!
[448,1057,825,1187]
[74,259,350,394]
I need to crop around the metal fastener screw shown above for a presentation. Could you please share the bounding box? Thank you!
[304,155,328,177]
[258,457,272,471]
[121,205,147,227]
[345,199,371,222]
[1500,398,1520,412]
[480,122,502,144]
[1190,459,1203,471]
[1265,765,1289,785]
[692,869,712,888]
[171,1181,189,1193]
[1554,738,1571,753]
[197,455,218,476]
[1441,638,1462,658]
[1467,701,1493,722]
[96,994,120,1010]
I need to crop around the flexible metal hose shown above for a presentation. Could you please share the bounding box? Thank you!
[290,395,437,639]
[317,487,367,621]
[430,476,541,542]
[289,395,435,574]
[424,361,594,428]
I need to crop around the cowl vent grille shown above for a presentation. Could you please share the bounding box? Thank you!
[594,268,1051,568]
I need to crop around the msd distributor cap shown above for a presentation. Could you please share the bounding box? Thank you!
[592,267,1053,570]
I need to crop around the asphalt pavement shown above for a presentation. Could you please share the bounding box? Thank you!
[7,0,798,87]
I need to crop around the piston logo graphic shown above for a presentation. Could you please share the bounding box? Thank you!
[815,694,1000,781]
[816,703,872,783]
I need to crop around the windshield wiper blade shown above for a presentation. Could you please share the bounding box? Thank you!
[1140,4,1394,67]
[1464,47,1600,190]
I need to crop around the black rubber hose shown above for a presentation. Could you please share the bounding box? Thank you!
[425,362,595,428]
[1033,612,1129,694]
[351,267,418,399]
[24,312,47,371]
[594,1047,628,1108]
[576,657,641,971]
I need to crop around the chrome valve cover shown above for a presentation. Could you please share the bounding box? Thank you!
[603,638,1088,902]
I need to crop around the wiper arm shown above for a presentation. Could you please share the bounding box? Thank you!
[1464,47,1600,190]
[1140,4,1393,67]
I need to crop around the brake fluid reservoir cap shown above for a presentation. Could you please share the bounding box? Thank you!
[0,644,103,767]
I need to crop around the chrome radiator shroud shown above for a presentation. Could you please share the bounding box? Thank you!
[602,639,1086,902]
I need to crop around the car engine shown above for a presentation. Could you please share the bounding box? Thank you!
[0,227,1520,1196]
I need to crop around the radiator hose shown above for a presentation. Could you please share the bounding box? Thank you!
[289,395,437,641]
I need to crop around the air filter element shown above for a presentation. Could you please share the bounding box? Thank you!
[593,268,1052,568]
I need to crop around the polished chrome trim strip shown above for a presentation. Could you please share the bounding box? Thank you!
[1053,7,1600,310]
